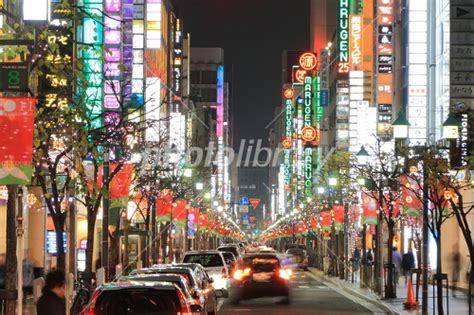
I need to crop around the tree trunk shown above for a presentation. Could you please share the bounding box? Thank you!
[5,186,18,314]
[435,236,444,315]
[385,222,395,299]
[54,214,66,271]
[84,208,97,286]
[109,229,120,279]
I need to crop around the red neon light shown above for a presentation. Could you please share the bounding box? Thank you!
[283,88,294,99]
[299,52,318,71]
[301,126,319,142]
[295,69,307,83]
[282,137,292,149]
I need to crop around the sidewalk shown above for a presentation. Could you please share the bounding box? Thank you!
[309,268,473,315]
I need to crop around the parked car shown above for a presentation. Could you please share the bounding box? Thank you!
[82,281,198,314]
[131,264,217,314]
[285,247,308,270]
[230,253,291,304]
[182,250,230,297]
[120,274,209,314]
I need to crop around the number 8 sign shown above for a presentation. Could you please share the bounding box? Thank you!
[0,63,29,92]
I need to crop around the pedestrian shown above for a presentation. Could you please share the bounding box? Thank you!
[36,270,66,315]
[392,247,402,286]
[452,251,460,297]
[366,249,374,266]
[401,248,415,285]
[352,247,361,270]
[23,256,35,296]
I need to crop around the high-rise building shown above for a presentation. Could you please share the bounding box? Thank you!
[190,48,233,211]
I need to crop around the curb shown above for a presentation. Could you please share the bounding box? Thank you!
[308,268,399,315]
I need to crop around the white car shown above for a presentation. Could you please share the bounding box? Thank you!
[182,250,230,297]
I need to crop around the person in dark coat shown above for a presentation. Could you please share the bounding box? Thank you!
[36,270,66,315]
[401,248,416,285]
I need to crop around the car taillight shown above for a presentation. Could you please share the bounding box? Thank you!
[177,289,191,314]
[221,268,228,279]
[83,289,101,315]
[233,268,251,281]
[278,268,292,280]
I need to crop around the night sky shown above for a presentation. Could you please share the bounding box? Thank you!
[177,0,309,147]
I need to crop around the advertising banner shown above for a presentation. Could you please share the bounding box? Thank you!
[320,211,332,231]
[361,192,378,225]
[156,190,172,222]
[400,175,422,217]
[333,204,345,231]
[0,97,36,185]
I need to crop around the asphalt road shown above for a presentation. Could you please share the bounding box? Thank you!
[218,271,374,314]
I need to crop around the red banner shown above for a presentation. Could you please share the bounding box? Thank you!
[0,97,36,185]
[400,174,422,216]
[156,190,173,222]
[198,212,208,228]
[361,192,378,225]
[350,204,360,224]
[333,205,345,230]
[110,163,133,209]
[174,199,188,226]
[320,211,332,231]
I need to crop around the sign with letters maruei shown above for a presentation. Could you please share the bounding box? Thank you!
[0,63,29,92]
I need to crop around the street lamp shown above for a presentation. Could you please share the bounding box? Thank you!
[328,172,338,187]
[195,182,204,191]
[317,186,326,194]
[442,114,461,140]
[392,112,410,139]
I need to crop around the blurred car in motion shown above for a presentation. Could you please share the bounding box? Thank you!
[120,274,214,315]
[130,264,217,313]
[82,281,198,314]
[230,253,291,304]
[182,250,230,297]
[285,247,308,270]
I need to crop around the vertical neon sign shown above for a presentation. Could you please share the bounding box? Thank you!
[216,65,224,199]
[283,89,293,188]
[146,0,162,49]
[338,0,350,74]
[303,76,313,196]
[79,0,104,129]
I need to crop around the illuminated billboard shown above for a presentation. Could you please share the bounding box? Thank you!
[338,0,349,74]
[216,65,224,138]
[146,0,162,49]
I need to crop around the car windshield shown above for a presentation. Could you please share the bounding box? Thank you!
[93,288,181,314]
[222,252,235,264]
[183,254,223,267]
[218,247,239,257]
[243,256,280,272]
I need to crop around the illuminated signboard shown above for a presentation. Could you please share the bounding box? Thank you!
[146,0,162,49]
[338,0,350,74]
[304,147,312,196]
[283,88,294,99]
[299,52,317,71]
[319,49,329,107]
[145,77,161,141]
[78,0,104,129]
[349,15,362,69]
[283,86,293,187]
[375,0,394,139]
[104,2,123,110]
[301,126,318,142]
[407,1,427,144]
[216,65,224,138]
[303,75,313,196]
[172,18,183,111]
[303,76,313,127]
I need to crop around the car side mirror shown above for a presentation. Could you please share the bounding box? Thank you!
[190,304,203,312]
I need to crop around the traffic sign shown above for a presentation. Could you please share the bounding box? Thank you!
[187,229,196,235]
[187,221,194,228]
[240,197,249,205]
[187,213,195,221]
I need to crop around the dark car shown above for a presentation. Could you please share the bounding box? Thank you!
[82,281,197,314]
[286,247,309,270]
[220,251,237,273]
[229,253,291,304]
[131,265,217,314]
[120,274,207,314]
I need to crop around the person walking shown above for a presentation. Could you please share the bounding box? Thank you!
[36,270,66,315]
[392,247,402,286]
[401,248,416,285]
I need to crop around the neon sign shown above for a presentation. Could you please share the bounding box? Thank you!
[283,88,294,99]
[146,0,162,49]
[299,52,317,71]
[349,15,362,68]
[338,0,350,74]
[301,126,318,142]
[303,76,313,127]
[283,91,293,186]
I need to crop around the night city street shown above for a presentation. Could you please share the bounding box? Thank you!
[0,0,473,314]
